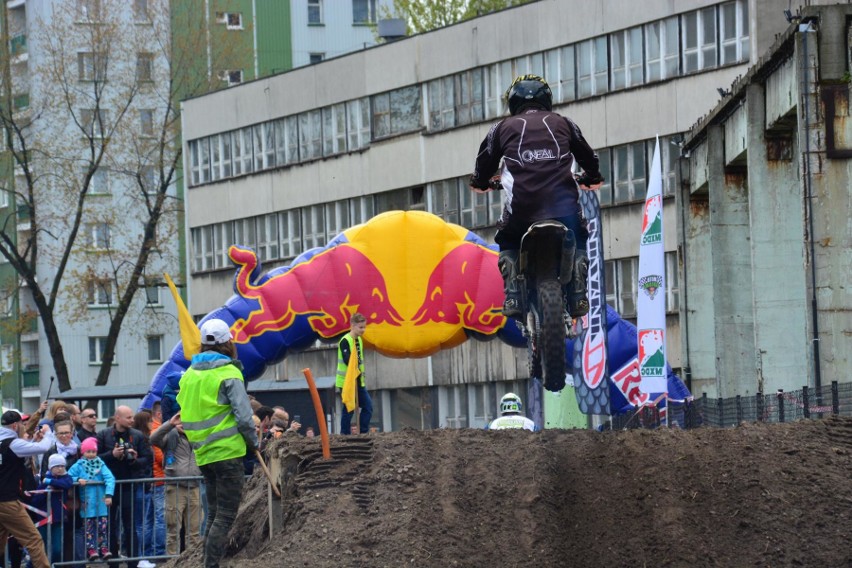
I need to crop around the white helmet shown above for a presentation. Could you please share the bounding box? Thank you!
[500,393,523,415]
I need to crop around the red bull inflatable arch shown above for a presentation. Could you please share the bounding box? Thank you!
[143,211,689,415]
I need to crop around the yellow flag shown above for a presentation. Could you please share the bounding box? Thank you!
[342,348,358,413]
[164,273,200,360]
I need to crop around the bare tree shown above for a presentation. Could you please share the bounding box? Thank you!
[379,0,534,35]
[0,0,246,392]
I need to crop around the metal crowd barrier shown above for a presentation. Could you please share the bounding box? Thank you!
[5,475,206,568]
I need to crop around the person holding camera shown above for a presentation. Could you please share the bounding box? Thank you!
[96,405,153,568]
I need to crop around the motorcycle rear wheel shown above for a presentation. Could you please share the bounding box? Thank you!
[539,279,567,392]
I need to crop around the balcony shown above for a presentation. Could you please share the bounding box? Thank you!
[10,34,26,57]
[22,366,38,388]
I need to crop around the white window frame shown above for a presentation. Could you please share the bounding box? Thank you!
[147,335,163,363]
[301,205,326,250]
[77,52,106,82]
[308,0,323,24]
[346,98,370,151]
[484,61,511,119]
[352,0,377,24]
[232,128,253,176]
[81,108,108,138]
[455,69,483,127]
[298,110,322,161]
[666,251,680,313]
[144,284,161,305]
[577,37,608,98]
[645,17,680,82]
[427,76,454,131]
[139,109,154,137]
[88,336,111,364]
[325,201,349,242]
[87,279,112,306]
[611,26,644,90]
[616,257,638,318]
[613,142,646,204]
[278,210,302,259]
[88,167,110,195]
[545,45,576,104]
[274,116,299,166]
[85,222,111,249]
[682,7,718,73]
[76,0,100,23]
[133,0,149,22]
[136,52,154,82]
[253,123,275,171]
[428,179,460,225]
[322,103,347,156]
[257,213,279,261]
[720,0,749,65]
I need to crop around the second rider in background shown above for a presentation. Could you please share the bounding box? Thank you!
[469,74,603,320]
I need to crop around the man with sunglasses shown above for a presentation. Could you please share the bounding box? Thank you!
[77,409,98,443]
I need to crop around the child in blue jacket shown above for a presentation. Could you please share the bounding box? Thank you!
[31,453,75,563]
[68,437,115,561]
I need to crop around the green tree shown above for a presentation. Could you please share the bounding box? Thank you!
[380,0,534,35]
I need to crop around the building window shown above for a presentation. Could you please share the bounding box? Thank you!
[454,69,484,127]
[352,0,377,24]
[309,53,325,64]
[87,279,112,306]
[308,0,323,25]
[610,26,643,90]
[278,210,302,259]
[484,61,511,119]
[658,136,681,196]
[273,116,299,166]
[144,284,160,305]
[577,36,608,98]
[136,53,154,82]
[322,103,347,156]
[545,45,576,104]
[615,257,638,318]
[77,0,101,22]
[459,178,489,229]
[85,222,111,249]
[88,167,110,195]
[216,12,243,30]
[298,110,323,161]
[220,69,243,86]
[77,52,106,81]
[209,132,232,181]
[139,109,154,137]
[232,128,253,176]
[371,86,422,139]
[720,0,749,65]
[133,0,149,22]
[429,179,460,224]
[346,98,371,151]
[140,165,157,195]
[666,251,680,312]
[80,109,108,138]
[613,142,646,204]
[646,17,680,82]
[427,76,455,131]
[302,205,326,250]
[257,213,279,261]
[349,196,375,226]
[88,337,111,364]
[147,335,163,363]
[682,7,718,73]
[253,123,275,171]
[325,201,350,242]
[596,148,612,206]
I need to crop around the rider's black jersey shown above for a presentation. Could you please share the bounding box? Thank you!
[470,108,600,225]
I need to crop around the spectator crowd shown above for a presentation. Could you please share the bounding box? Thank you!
[0,392,304,568]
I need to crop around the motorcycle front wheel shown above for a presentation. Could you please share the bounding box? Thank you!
[538,279,567,392]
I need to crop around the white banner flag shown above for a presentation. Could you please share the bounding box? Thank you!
[637,138,668,395]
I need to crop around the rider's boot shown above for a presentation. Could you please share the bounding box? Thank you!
[568,250,590,318]
[498,250,522,320]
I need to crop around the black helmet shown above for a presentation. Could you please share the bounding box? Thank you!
[505,74,552,115]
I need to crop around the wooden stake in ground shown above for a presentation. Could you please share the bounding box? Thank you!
[255,449,281,498]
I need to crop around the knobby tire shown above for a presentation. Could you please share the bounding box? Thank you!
[539,279,566,392]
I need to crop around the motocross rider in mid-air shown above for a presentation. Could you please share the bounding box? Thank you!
[469,74,603,320]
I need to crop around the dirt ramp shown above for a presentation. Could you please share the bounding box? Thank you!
[165,418,852,567]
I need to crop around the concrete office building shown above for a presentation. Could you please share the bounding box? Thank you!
[182,0,825,431]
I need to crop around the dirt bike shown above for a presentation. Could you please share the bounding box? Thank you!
[516,217,578,393]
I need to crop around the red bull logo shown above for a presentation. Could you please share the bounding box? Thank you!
[226,211,510,358]
[412,242,505,335]
[230,245,403,343]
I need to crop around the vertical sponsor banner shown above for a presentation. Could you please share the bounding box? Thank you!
[637,138,668,396]
[571,190,610,415]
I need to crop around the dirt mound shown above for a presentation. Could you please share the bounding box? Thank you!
[166,417,852,567]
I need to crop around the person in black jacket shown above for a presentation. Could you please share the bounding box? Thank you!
[469,74,603,319]
[96,406,153,568]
